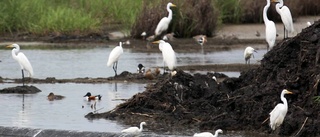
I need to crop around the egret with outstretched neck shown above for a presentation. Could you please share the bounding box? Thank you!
[193,129,223,137]
[269,89,293,130]
[107,42,124,76]
[121,122,146,135]
[155,2,176,37]
[272,0,294,39]
[263,0,277,51]
[7,43,33,86]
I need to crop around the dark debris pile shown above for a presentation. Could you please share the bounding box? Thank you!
[86,20,320,137]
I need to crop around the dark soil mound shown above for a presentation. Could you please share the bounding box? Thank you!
[0,86,41,94]
[86,21,320,136]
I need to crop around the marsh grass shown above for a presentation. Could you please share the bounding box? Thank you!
[131,0,218,38]
[0,0,319,37]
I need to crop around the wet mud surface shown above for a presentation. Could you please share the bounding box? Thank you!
[84,20,320,137]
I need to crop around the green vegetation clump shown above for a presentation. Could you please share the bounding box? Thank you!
[0,0,319,37]
[131,0,219,38]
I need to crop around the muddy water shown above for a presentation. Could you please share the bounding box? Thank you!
[0,45,269,136]
[0,46,266,79]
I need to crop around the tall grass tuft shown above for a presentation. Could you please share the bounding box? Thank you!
[131,0,219,38]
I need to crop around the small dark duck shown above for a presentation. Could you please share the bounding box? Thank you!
[47,92,65,101]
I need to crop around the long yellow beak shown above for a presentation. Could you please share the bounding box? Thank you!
[152,40,160,44]
[271,0,278,3]
[171,4,177,7]
[6,44,13,48]
[285,90,293,94]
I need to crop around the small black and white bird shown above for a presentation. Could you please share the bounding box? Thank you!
[137,64,145,73]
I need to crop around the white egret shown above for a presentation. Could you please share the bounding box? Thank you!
[272,0,294,39]
[193,129,223,137]
[121,122,146,135]
[244,46,257,65]
[7,43,34,86]
[263,0,277,51]
[306,22,312,27]
[269,89,293,130]
[155,2,176,37]
[137,64,145,73]
[107,42,124,76]
[152,40,177,72]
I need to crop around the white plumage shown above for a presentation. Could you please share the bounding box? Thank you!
[121,122,146,135]
[193,129,223,137]
[263,0,277,51]
[7,43,33,86]
[244,46,257,65]
[272,0,294,38]
[155,2,176,37]
[107,42,124,76]
[152,40,176,70]
[269,89,293,130]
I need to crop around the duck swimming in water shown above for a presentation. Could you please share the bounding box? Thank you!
[47,92,65,101]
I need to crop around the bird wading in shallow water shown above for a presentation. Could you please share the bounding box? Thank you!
[152,40,177,73]
[263,0,277,51]
[193,129,223,137]
[83,92,102,101]
[107,42,124,76]
[7,43,34,86]
[244,46,257,65]
[269,89,293,130]
[121,122,146,135]
[272,0,294,39]
[155,2,176,37]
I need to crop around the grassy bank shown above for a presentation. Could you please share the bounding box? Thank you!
[0,0,319,37]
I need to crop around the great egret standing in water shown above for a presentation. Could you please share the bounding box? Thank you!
[7,43,33,86]
[269,89,293,130]
[263,0,277,51]
[193,129,223,137]
[272,0,294,39]
[152,40,176,73]
[244,46,257,65]
[121,122,146,135]
[155,2,176,37]
[107,42,124,76]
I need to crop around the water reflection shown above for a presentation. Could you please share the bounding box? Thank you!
[0,47,265,79]
[0,83,145,132]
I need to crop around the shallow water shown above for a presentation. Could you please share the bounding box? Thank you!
[0,45,269,136]
[0,46,266,79]
[0,82,143,132]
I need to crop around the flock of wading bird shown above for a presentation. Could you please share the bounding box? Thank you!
[5,0,300,136]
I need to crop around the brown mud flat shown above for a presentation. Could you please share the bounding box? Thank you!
[85,20,320,137]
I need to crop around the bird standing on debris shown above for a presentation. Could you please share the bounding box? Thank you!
[107,42,124,76]
[7,43,34,86]
[193,129,223,137]
[263,0,277,51]
[269,89,293,130]
[244,46,257,65]
[272,0,294,39]
[152,40,176,72]
[155,2,176,37]
[137,64,145,73]
[121,122,146,135]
